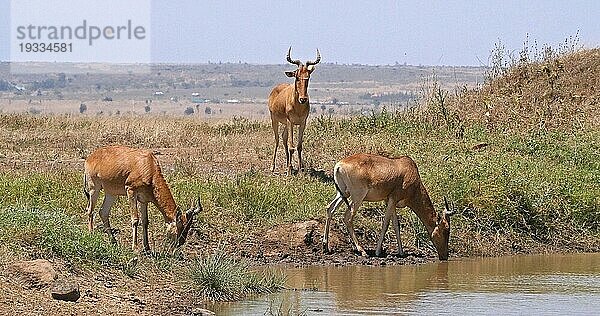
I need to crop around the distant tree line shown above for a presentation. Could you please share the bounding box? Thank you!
[230,79,274,88]
[359,91,416,103]
[29,73,67,90]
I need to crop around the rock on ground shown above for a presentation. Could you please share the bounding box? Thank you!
[8,259,57,289]
[51,280,80,302]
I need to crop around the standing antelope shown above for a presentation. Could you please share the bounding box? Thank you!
[84,145,201,252]
[322,153,455,260]
[268,47,321,174]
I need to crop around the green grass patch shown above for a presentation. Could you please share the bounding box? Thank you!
[0,207,134,269]
[0,171,82,212]
[188,248,285,301]
[172,170,332,231]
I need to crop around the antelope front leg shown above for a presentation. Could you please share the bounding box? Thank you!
[140,202,150,252]
[376,201,395,257]
[391,210,405,257]
[286,120,294,175]
[271,119,280,173]
[297,122,306,172]
[282,123,291,175]
[126,188,139,251]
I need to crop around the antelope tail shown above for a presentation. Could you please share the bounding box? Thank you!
[332,173,351,209]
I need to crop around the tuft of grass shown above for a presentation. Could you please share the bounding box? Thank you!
[0,207,134,269]
[188,248,285,301]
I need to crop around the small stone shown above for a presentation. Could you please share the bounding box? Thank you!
[51,281,80,302]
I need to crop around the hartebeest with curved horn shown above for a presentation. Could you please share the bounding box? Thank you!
[84,145,202,252]
[268,47,321,174]
[322,153,455,260]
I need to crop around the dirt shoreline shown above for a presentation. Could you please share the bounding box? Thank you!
[204,219,440,268]
[2,217,591,316]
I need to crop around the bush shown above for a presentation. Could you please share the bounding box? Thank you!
[184,106,195,115]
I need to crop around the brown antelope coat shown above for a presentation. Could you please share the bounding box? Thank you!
[268,47,320,173]
[84,145,201,251]
[322,153,454,260]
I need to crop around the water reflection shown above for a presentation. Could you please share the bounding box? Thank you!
[214,253,600,315]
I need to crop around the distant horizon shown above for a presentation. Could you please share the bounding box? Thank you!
[1,1,599,67]
[0,59,490,68]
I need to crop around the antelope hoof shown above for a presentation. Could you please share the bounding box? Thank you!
[357,248,368,257]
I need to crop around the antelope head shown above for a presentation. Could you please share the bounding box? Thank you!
[167,197,203,247]
[284,47,321,104]
[431,197,455,260]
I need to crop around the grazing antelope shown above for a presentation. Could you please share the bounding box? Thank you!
[322,153,455,260]
[268,47,321,174]
[83,145,201,252]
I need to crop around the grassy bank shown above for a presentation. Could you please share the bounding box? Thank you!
[1,111,597,258]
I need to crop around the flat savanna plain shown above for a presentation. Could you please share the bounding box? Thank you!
[0,62,484,116]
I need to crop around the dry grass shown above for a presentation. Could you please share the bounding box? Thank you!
[448,48,600,131]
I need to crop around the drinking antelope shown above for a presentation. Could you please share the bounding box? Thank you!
[268,47,321,174]
[84,145,201,252]
[322,153,454,260]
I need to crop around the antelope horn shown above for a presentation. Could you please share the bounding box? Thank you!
[443,196,456,216]
[195,196,203,214]
[306,48,321,66]
[286,47,302,66]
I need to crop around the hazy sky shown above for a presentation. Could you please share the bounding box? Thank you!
[1,0,599,66]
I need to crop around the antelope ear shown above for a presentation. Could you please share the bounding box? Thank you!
[185,196,203,218]
[285,71,296,77]
[307,65,316,72]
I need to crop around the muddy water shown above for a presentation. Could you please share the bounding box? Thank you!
[213,253,600,315]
